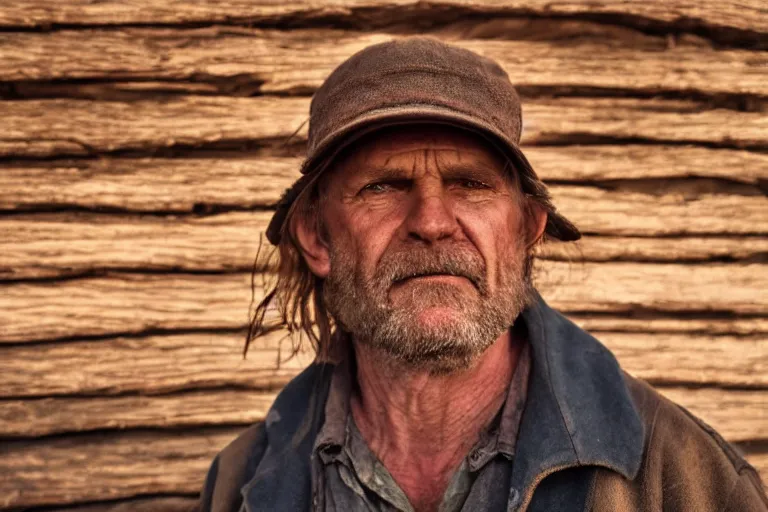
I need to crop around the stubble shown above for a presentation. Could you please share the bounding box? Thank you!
[324,239,534,375]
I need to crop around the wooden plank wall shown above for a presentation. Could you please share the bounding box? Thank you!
[1,1,766,510]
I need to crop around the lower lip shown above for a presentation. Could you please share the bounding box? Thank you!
[401,275,469,284]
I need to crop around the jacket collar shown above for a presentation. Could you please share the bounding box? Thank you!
[242,290,644,510]
[510,290,644,508]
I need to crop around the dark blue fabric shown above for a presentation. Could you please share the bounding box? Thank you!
[239,290,644,511]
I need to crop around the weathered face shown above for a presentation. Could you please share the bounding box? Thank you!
[311,125,540,373]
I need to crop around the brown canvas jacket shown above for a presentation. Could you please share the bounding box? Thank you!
[591,376,767,511]
[197,292,767,511]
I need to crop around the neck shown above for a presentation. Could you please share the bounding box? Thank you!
[350,330,522,511]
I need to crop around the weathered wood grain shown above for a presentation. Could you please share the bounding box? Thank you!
[0,273,259,343]
[0,427,240,509]
[0,211,275,280]
[1,0,765,34]
[534,262,767,316]
[1,425,766,510]
[538,236,768,263]
[1,211,766,280]
[569,315,768,336]
[0,389,277,437]
[1,328,765,398]
[0,157,299,212]
[1,263,765,344]
[602,332,766,387]
[1,386,764,442]
[0,330,315,397]
[3,29,766,96]
[2,97,766,159]
[1,146,765,214]
[657,388,767,443]
[549,186,768,236]
[48,496,198,512]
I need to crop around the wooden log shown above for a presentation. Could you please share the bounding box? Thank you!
[0,211,275,280]
[0,157,299,212]
[656,388,768,443]
[48,496,198,512]
[1,328,765,398]
[0,423,765,510]
[598,332,766,387]
[0,386,763,443]
[0,389,277,438]
[569,315,768,336]
[0,273,259,343]
[537,236,768,263]
[0,330,315,398]
[2,96,766,159]
[3,29,766,96]
[1,211,766,280]
[1,263,766,344]
[548,186,768,236]
[0,0,765,34]
[0,146,765,215]
[0,427,240,509]
[535,262,767,316]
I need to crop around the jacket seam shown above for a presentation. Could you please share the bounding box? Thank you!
[639,385,662,484]
[674,403,751,475]
[721,469,744,512]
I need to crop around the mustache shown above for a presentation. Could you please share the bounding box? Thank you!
[374,245,487,292]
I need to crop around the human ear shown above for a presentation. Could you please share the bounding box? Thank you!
[290,208,331,278]
[524,201,548,249]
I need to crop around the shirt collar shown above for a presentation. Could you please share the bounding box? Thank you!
[313,355,353,463]
[313,329,532,469]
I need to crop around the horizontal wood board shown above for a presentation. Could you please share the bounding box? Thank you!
[3,29,766,96]
[46,496,199,512]
[2,97,767,159]
[1,0,766,34]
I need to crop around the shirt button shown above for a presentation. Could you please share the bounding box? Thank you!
[507,488,520,512]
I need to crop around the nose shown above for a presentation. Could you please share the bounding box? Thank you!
[404,188,460,243]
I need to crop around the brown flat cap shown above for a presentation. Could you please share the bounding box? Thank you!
[266,37,580,244]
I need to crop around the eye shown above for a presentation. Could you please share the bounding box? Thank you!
[361,182,392,194]
[456,178,489,190]
[359,179,408,195]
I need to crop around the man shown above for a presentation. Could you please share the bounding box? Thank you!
[198,38,766,511]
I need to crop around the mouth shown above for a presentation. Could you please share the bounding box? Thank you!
[394,273,475,287]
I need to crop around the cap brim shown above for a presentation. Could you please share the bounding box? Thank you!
[267,105,580,244]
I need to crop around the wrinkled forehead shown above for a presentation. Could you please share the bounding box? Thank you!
[321,124,519,186]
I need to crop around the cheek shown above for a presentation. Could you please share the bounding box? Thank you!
[330,206,401,274]
[454,202,525,275]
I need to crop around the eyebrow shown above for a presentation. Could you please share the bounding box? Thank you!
[359,162,514,183]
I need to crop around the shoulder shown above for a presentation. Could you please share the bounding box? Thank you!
[197,422,268,512]
[591,373,767,511]
[196,362,336,512]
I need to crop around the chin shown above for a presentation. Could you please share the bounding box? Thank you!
[412,306,467,328]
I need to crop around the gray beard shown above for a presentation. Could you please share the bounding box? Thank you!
[324,241,534,375]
